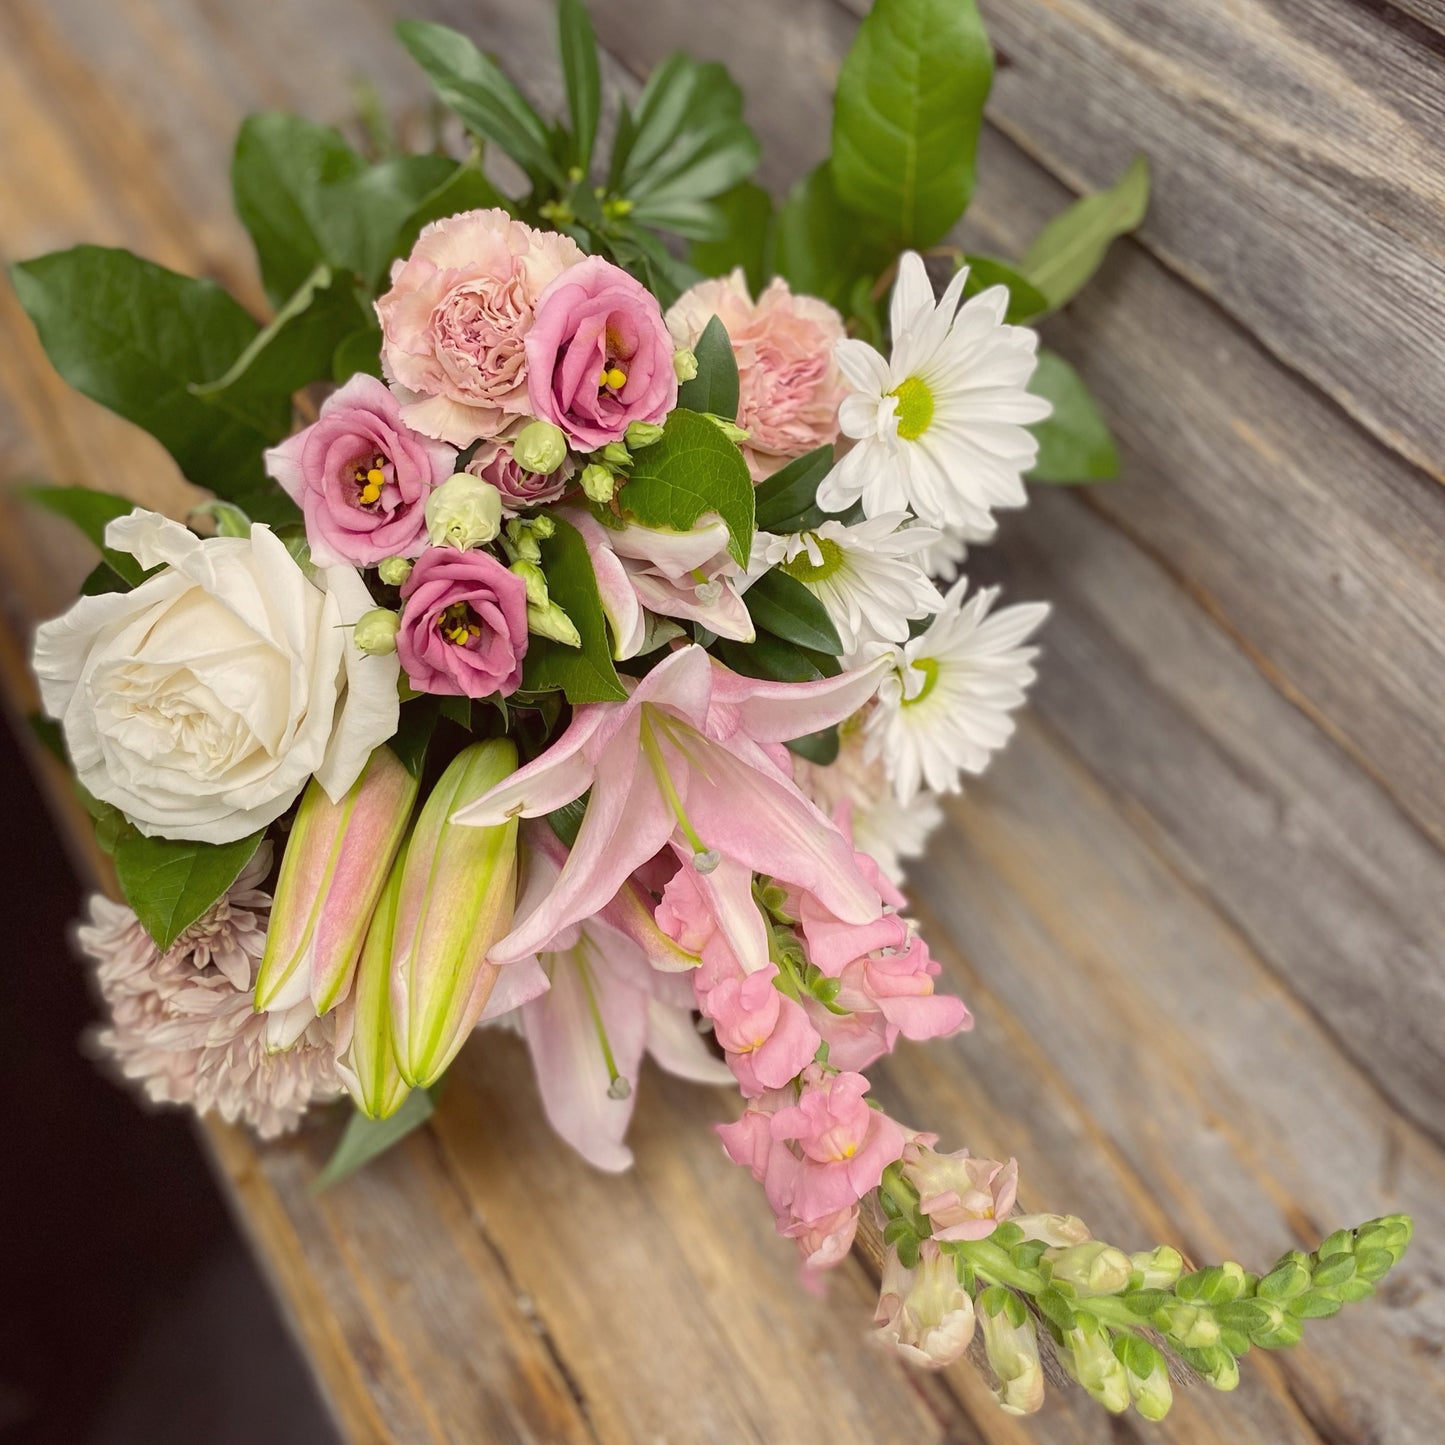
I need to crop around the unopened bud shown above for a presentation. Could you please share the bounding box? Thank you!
[1155,1301,1220,1349]
[1130,1245,1184,1289]
[377,555,413,587]
[1257,1253,1311,1301]
[1046,1241,1134,1297]
[673,347,698,382]
[599,441,632,469]
[979,1297,1044,1416]
[509,560,550,609]
[1186,1345,1241,1392]
[1015,1214,1092,1248]
[353,607,401,655]
[625,420,665,449]
[1115,1335,1173,1421]
[512,418,568,475]
[581,463,616,503]
[527,599,582,648]
[706,415,750,445]
[426,473,502,550]
[1060,1319,1129,1414]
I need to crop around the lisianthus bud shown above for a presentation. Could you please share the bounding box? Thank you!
[510,560,549,609]
[978,1292,1045,1416]
[599,441,632,469]
[624,420,665,449]
[377,555,413,586]
[1015,1213,1092,1248]
[353,607,401,655]
[425,473,503,550]
[1114,1334,1173,1420]
[581,463,616,502]
[1130,1244,1184,1288]
[1046,1240,1135,1297]
[1060,1318,1130,1414]
[512,418,568,475]
[706,415,750,444]
[509,560,583,646]
[874,1240,976,1369]
[255,746,418,1017]
[390,740,520,1087]
[673,347,698,382]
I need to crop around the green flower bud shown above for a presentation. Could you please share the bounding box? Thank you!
[377,555,414,587]
[353,607,402,656]
[1046,1241,1135,1297]
[528,599,582,648]
[979,1299,1044,1416]
[581,463,617,503]
[1155,1301,1220,1349]
[425,473,503,550]
[624,420,666,449]
[673,347,698,382]
[1257,1253,1311,1301]
[599,441,632,469]
[508,560,549,609]
[1061,1320,1130,1414]
[1114,1335,1173,1421]
[512,418,569,475]
[705,415,750,445]
[530,513,557,541]
[1185,1345,1241,1392]
[1130,1245,1184,1289]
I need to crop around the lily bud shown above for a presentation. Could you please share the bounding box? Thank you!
[1130,1244,1184,1288]
[580,463,616,503]
[255,747,417,1017]
[512,418,568,475]
[1114,1334,1173,1420]
[873,1241,977,1369]
[624,421,665,449]
[334,856,411,1119]
[1060,1317,1130,1414]
[979,1292,1045,1416]
[390,740,520,1087]
[378,555,413,587]
[425,473,503,550]
[1046,1240,1135,1297]
[672,347,698,382]
[353,607,401,655]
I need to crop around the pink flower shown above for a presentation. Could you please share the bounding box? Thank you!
[704,966,821,1096]
[784,1204,860,1274]
[466,431,575,514]
[525,256,677,451]
[769,1070,906,1221]
[902,1146,1019,1242]
[264,374,455,567]
[377,208,585,445]
[666,270,846,481]
[875,1239,977,1369]
[397,546,529,698]
[836,937,973,1043]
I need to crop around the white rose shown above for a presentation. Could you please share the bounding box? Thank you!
[33,510,400,845]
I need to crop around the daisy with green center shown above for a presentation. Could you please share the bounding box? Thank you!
[758,513,943,656]
[865,578,1049,805]
[818,252,1051,532]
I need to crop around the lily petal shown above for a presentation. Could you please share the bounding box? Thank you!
[707,654,888,743]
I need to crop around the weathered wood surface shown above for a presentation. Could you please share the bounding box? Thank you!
[3,0,1444,1442]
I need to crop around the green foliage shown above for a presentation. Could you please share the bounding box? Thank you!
[11,246,288,498]
[392,158,507,261]
[618,408,755,568]
[713,631,840,684]
[24,484,147,589]
[961,255,1049,325]
[1020,154,1150,314]
[558,0,601,174]
[546,791,589,848]
[784,726,841,766]
[313,1088,436,1192]
[675,315,741,421]
[1028,351,1120,482]
[832,0,993,249]
[111,828,265,952]
[743,569,843,655]
[774,163,892,311]
[521,516,627,702]
[333,326,385,382]
[752,445,835,533]
[688,181,774,296]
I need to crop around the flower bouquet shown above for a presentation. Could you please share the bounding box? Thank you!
[15,0,1410,1422]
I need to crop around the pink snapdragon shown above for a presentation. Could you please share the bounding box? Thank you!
[903,1144,1020,1242]
[704,965,820,1096]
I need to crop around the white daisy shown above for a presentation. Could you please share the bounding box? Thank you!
[910,515,997,584]
[866,577,1049,804]
[818,252,1051,532]
[763,513,943,654]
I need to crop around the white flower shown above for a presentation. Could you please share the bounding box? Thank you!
[818,252,1051,531]
[764,513,942,655]
[912,516,996,584]
[867,577,1048,804]
[34,510,400,844]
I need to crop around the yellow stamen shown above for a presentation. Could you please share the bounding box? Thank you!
[604,366,627,390]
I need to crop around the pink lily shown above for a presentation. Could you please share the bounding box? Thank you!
[453,645,888,964]
[567,508,754,659]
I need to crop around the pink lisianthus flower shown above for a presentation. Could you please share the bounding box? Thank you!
[567,507,754,658]
[397,547,529,698]
[666,269,846,481]
[703,965,821,1096]
[525,256,677,450]
[376,208,585,445]
[263,373,455,567]
[902,1144,1020,1242]
[769,1070,906,1222]
[452,645,889,964]
[466,431,575,514]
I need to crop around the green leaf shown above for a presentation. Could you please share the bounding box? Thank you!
[619,408,755,567]
[439,695,472,728]
[558,0,601,174]
[393,159,507,263]
[774,162,892,310]
[333,326,385,382]
[23,484,136,551]
[753,445,835,533]
[546,791,589,848]
[10,247,288,496]
[112,830,265,951]
[522,516,627,702]
[713,631,840,684]
[688,181,774,295]
[1027,350,1119,483]
[389,697,440,777]
[397,20,565,187]
[313,1089,435,1192]
[607,225,700,307]
[191,499,252,538]
[962,255,1050,325]
[744,569,842,655]
[675,315,740,421]
[1020,153,1149,314]
[832,0,994,249]
[784,726,840,765]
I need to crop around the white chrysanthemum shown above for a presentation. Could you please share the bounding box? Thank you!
[866,578,1049,804]
[761,513,942,654]
[78,846,343,1139]
[818,252,1051,531]
[912,516,997,584]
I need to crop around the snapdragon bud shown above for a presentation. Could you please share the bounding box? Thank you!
[425,473,503,550]
[624,420,665,449]
[1130,1244,1184,1289]
[377,555,413,587]
[673,347,698,382]
[512,418,568,475]
[1114,1335,1173,1420]
[1046,1240,1135,1297]
[581,463,617,503]
[1060,1319,1130,1414]
[1154,1301,1220,1349]
[1187,1345,1241,1392]
[1015,1214,1092,1248]
[353,607,401,655]
[978,1293,1045,1416]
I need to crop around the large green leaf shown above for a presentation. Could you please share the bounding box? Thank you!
[112,829,265,951]
[1020,154,1150,315]
[743,568,842,655]
[688,181,774,296]
[1028,350,1120,483]
[962,255,1050,325]
[832,0,994,249]
[324,152,464,289]
[618,408,755,567]
[313,1089,435,1192]
[713,630,840,684]
[773,163,892,311]
[558,0,601,174]
[24,484,146,589]
[675,315,740,421]
[752,445,836,533]
[11,246,288,497]
[522,516,627,702]
[393,159,507,263]
[397,21,565,187]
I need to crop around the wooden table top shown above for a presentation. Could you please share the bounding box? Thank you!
[3,1,1443,1441]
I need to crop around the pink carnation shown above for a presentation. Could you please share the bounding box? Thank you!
[397,547,530,698]
[667,269,846,481]
[376,208,585,446]
[525,256,677,450]
[264,373,454,567]
[466,432,575,514]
